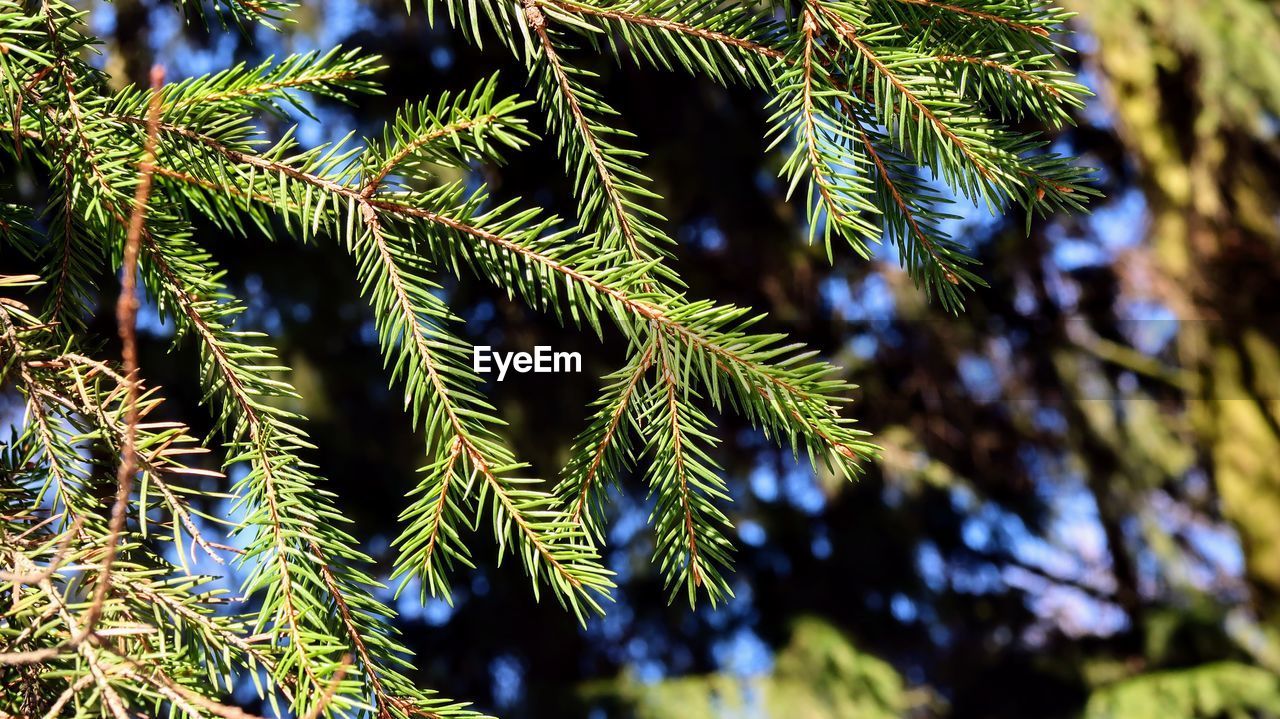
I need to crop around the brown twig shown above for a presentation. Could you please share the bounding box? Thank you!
[535,0,786,60]
[0,644,63,666]
[658,339,704,587]
[300,654,352,719]
[525,0,645,261]
[75,64,165,644]
[892,0,1051,37]
[568,341,655,526]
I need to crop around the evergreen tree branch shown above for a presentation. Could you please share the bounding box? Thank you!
[534,0,787,67]
[523,3,675,277]
[641,333,734,605]
[846,109,980,307]
[888,0,1053,37]
[163,48,381,119]
[1,4,1097,705]
[57,356,228,566]
[556,339,655,537]
[168,0,298,30]
[818,1,1009,193]
[357,199,610,613]
[769,7,880,256]
[136,116,872,474]
[19,81,469,717]
[32,1,110,331]
[132,106,872,605]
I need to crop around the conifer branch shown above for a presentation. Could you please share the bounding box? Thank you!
[817,1,1006,190]
[536,0,786,61]
[642,333,734,605]
[557,339,655,535]
[165,49,380,116]
[139,116,872,469]
[96,144,346,708]
[523,2,673,273]
[769,7,879,255]
[34,1,110,332]
[1,0,1094,709]
[20,86,470,718]
[890,0,1051,36]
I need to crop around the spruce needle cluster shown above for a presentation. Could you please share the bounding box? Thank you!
[0,0,1092,715]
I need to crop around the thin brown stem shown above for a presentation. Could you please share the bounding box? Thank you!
[535,0,786,60]
[815,1,999,184]
[528,0,642,258]
[75,64,164,644]
[569,341,655,525]
[361,116,498,198]
[657,336,703,587]
[892,0,1051,37]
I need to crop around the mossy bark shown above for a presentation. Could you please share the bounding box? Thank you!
[1070,0,1280,615]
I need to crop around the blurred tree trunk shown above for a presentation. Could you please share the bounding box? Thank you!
[103,0,151,88]
[1070,0,1280,621]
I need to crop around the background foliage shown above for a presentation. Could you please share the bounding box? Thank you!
[2,0,1280,717]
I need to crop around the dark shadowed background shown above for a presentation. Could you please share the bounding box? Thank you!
[6,0,1280,716]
